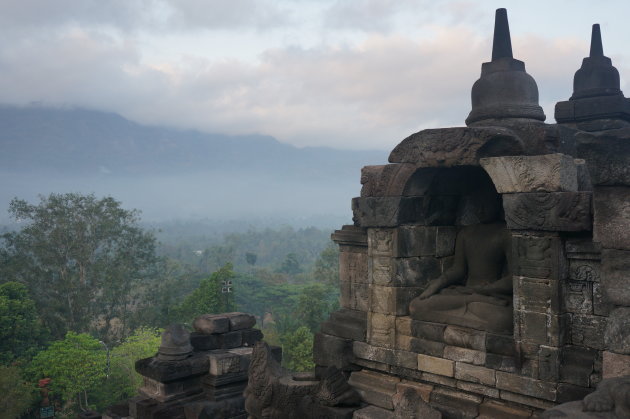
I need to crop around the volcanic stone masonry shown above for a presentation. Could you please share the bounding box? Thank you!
[108,7,629,419]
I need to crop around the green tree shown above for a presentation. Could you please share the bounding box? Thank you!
[29,332,106,412]
[313,243,339,286]
[0,365,36,418]
[295,283,336,333]
[281,326,314,372]
[0,193,160,340]
[0,281,47,364]
[279,253,302,275]
[173,263,236,323]
[92,327,161,410]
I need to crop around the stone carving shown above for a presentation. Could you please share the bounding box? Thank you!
[503,192,592,231]
[541,376,630,419]
[388,126,524,168]
[409,195,513,334]
[480,154,578,193]
[244,341,360,418]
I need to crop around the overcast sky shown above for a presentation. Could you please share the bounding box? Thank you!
[1,0,629,150]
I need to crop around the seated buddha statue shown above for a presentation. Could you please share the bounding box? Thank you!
[408,192,513,335]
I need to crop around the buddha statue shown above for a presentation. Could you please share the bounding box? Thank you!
[409,190,513,335]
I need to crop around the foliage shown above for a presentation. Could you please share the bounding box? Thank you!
[278,253,302,275]
[0,365,36,418]
[0,281,47,364]
[0,193,160,340]
[28,332,106,410]
[313,243,339,286]
[173,263,236,323]
[281,326,315,372]
[91,327,161,410]
[295,283,338,333]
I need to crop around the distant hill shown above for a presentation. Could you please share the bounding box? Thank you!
[0,105,385,178]
[0,105,388,223]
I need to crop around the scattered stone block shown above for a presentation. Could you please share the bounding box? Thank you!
[601,249,630,306]
[602,351,630,378]
[189,332,221,351]
[604,307,630,354]
[396,380,433,403]
[313,333,354,370]
[241,328,263,347]
[454,362,496,386]
[503,192,592,231]
[392,387,442,419]
[593,186,630,250]
[225,312,256,330]
[417,354,454,377]
[219,331,242,349]
[193,314,230,335]
[352,405,394,419]
[480,154,578,193]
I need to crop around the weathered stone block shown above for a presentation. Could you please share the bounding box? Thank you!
[389,126,523,167]
[593,186,630,250]
[225,312,256,330]
[349,370,400,410]
[560,345,597,387]
[569,259,601,282]
[391,257,441,287]
[219,331,242,349]
[496,372,557,401]
[480,154,578,193]
[602,351,630,378]
[455,362,496,386]
[562,280,593,314]
[353,282,370,312]
[499,391,556,410]
[571,314,606,350]
[394,334,445,357]
[515,277,560,314]
[360,163,416,198]
[393,226,457,258]
[478,400,532,419]
[417,354,454,377]
[485,333,515,356]
[421,372,456,387]
[369,285,423,316]
[430,387,482,419]
[353,341,394,365]
[592,282,612,316]
[504,192,592,231]
[456,381,500,398]
[514,233,565,279]
[135,353,209,383]
[320,309,367,341]
[443,326,486,351]
[443,346,486,365]
[352,405,393,419]
[208,350,250,376]
[339,251,368,284]
[515,310,569,346]
[313,333,353,370]
[604,307,630,354]
[241,328,263,347]
[193,314,230,335]
[601,249,630,306]
[368,312,396,348]
[538,346,561,382]
[576,132,630,185]
[396,380,433,403]
[139,376,202,402]
[353,196,457,228]
[484,353,517,373]
[190,332,221,351]
[368,229,395,257]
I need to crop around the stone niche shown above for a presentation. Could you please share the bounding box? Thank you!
[315,9,630,419]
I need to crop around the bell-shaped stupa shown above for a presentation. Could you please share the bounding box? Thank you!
[555,24,630,127]
[466,8,546,125]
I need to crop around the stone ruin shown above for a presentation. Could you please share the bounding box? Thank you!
[106,8,629,419]
[313,8,630,419]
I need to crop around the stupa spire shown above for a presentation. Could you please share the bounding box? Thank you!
[492,8,513,60]
[590,24,603,57]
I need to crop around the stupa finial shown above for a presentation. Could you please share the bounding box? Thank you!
[590,24,603,57]
[492,8,513,60]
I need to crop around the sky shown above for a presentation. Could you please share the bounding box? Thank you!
[1,0,630,151]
